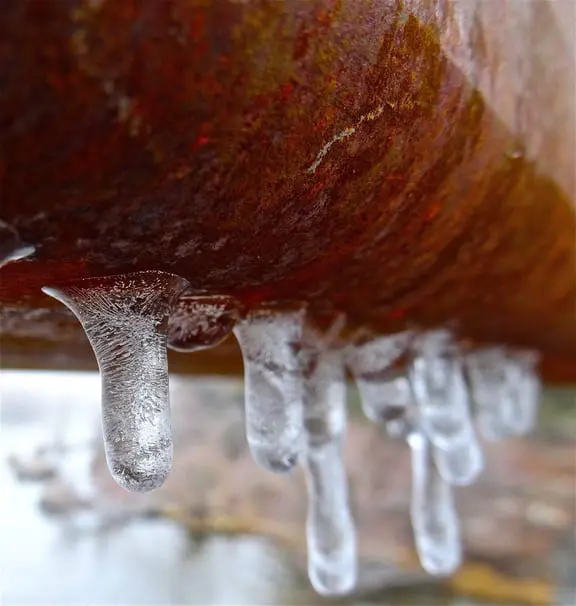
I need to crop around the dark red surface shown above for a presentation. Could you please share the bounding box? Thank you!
[1,0,575,379]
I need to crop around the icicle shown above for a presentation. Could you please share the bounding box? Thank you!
[375,373,414,438]
[409,331,483,486]
[409,431,462,575]
[465,347,541,439]
[0,219,35,268]
[42,271,189,492]
[345,331,413,423]
[300,319,357,596]
[233,305,306,473]
[167,293,244,352]
[465,347,512,440]
[502,350,541,436]
[360,370,462,577]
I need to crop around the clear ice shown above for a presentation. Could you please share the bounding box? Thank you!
[465,348,511,440]
[42,271,189,492]
[409,431,462,575]
[167,293,244,352]
[465,347,540,439]
[345,332,413,423]
[300,319,357,596]
[502,350,540,436]
[350,353,462,577]
[233,306,306,473]
[0,219,35,268]
[409,331,483,486]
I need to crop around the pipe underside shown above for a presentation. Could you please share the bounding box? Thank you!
[1,0,575,381]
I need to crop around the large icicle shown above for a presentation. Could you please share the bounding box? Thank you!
[301,318,357,596]
[233,306,305,473]
[167,293,244,352]
[409,431,462,575]
[0,219,34,268]
[409,331,483,486]
[42,271,189,492]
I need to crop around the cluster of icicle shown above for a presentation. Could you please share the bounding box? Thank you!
[40,270,541,596]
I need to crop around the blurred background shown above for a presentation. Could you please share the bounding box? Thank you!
[2,370,574,606]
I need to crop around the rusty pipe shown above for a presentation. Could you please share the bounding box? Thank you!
[0,0,575,379]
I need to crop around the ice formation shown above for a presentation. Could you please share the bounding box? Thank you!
[167,293,244,352]
[0,219,35,268]
[345,331,414,423]
[42,271,189,492]
[466,347,540,439]
[36,260,544,594]
[300,318,357,596]
[503,350,541,436]
[345,329,472,574]
[409,331,483,486]
[409,431,462,575]
[233,305,306,473]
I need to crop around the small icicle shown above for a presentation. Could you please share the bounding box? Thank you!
[465,347,512,440]
[345,331,413,423]
[375,373,415,439]
[409,331,483,486]
[365,379,461,576]
[465,347,541,439]
[167,293,244,352]
[0,219,35,268]
[301,318,357,596]
[233,305,306,473]
[42,271,189,492]
[408,431,462,575]
[502,350,541,436]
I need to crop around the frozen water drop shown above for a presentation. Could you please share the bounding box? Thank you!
[346,332,413,423]
[167,293,244,352]
[0,219,35,267]
[233,306,305,474]
[409,331,483,486]
[301,321,357,596]
[42,271,189,492]
[408,431,462,575]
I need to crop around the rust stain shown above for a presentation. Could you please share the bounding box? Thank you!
[0,0,575,378]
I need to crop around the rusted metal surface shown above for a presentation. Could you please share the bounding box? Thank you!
[1,0,575,378]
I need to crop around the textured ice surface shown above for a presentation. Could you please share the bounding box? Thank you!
[409,431,462,575]
[167,293,243,352]
[301,319,357,596]
[233,307,305,473]
[0,219,34,268]
[42,271,189,492]
[409,331,483,486]
[465,348,541,439]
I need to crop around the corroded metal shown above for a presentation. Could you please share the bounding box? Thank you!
[1,0,575,379]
